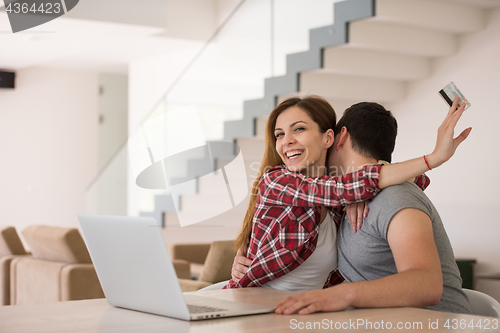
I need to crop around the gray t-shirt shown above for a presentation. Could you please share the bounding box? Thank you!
[338,181,471,314]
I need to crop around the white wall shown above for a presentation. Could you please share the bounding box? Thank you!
[96,74,129,215]
[98,74,128,170]
[390,8,500,274]
[128,40,204,133]
[0,68,98,234]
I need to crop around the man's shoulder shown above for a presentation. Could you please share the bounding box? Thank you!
[370,181,433,219]
[375,181,426,201]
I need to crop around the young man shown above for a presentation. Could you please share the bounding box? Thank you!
[274,101,471,315]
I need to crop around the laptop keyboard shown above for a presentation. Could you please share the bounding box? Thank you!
[187,304,227,314]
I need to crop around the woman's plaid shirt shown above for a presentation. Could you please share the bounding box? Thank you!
[225,163,386,289]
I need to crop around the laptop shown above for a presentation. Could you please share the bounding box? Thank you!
[77,214,275,321]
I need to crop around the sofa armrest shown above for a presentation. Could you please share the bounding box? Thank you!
[168,243,211,265]
[60,264,104,301]
[172,259,191,280]
[0,254,31,305]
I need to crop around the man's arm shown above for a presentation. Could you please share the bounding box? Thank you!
[275,208,443,314]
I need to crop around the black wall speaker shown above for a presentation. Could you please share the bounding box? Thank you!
[0,71,15,89]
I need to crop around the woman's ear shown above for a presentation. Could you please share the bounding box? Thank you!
[324,129,334,149]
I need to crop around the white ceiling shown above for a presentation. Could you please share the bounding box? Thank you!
[1,0,499,75]
[0,0,238,74]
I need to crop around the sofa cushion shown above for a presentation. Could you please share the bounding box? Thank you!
[60,264,104,301]
[22,226,91,264]
[0,226,27,255]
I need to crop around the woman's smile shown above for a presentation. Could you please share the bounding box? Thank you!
[285,150,304,160]
[274,106,331,175]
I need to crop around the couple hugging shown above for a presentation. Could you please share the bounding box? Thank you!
[223,95,472,315]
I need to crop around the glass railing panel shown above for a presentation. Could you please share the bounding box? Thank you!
[86,0,342,225]
[273,0,339,77]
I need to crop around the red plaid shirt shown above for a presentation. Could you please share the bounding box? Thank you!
[225,164,389,289]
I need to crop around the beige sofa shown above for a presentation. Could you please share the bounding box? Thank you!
[5,225,236,304]
[170,240,236,291]
[10,225,104,305]
[0,226,30,305]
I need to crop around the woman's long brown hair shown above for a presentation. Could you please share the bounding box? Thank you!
[234,96,337,251]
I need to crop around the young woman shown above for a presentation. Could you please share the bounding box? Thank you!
[224,95,467,291]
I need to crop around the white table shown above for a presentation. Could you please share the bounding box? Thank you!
[0,288,497,332]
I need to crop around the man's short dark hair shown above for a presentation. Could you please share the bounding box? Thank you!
[335,102,397,163]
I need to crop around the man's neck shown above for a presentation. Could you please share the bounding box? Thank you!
[338,152,378,176]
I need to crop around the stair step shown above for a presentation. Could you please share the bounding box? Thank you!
[197,173,230,195]
[181,155,251,208]
[176,147,260,214]
[299,72,405,102]
[236,137,265,160]
[278,93,361,118]
[322,45,431,81]
[198,162,260,195]
[180,193,237,213]
[256,116,268,137]
[375,0,484,34]
[349,19,456,57]
[437,0,500,9]
[216,159,262,193]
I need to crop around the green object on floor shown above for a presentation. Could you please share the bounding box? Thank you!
[456,259,477,290]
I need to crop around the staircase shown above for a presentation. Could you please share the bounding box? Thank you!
[146,0,493,243]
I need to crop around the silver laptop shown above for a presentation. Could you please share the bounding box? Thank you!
[77,214,275,321]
